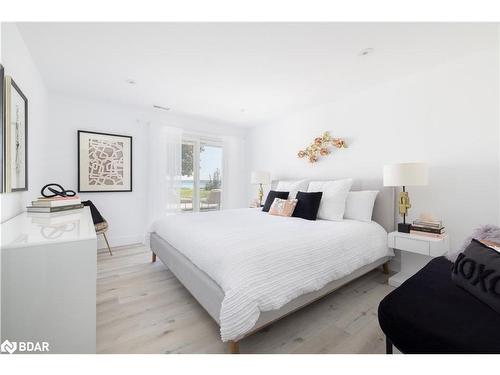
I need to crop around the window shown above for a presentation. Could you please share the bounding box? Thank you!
[181,137,223,212]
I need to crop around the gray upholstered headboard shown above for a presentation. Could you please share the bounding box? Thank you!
[270,179,395,233]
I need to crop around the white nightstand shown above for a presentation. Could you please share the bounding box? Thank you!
[387,231,450,287]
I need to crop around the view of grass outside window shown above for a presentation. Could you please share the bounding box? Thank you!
[181,141,223,212]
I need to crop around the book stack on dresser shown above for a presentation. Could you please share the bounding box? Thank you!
[27,195,84,213]
[410,218,445,238]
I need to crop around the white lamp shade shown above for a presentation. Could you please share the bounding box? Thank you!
[383,162,428,187]
[251,171,271,185]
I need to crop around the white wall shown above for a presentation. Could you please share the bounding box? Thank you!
[222,135,248,210]
[0,23,50,343]
[2,23,498,255]
[0,23,49,222]
[249,48,499,252]
[46,93,248,248]
[46,94,148,247]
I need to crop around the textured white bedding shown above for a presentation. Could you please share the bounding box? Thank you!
[153,208,392,341]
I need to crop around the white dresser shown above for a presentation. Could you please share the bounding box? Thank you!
[1,207,97,353]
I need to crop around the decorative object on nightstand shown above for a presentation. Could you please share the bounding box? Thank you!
[410,215,445,238]
[251,171,271,207]
[387,231,449,287]
[383,162,428,233]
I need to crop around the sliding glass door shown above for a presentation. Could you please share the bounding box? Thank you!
[199,143,223,211]
[181,141,196,212]
[181,138,223,212]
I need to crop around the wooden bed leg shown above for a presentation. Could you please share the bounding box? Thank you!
[152,252,157,263]
[228,341,239,354]
[382,262,389,275]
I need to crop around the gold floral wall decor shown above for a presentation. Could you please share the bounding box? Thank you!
[297,131,346,163]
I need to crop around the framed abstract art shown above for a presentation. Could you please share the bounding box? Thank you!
[4,74,28,192]
[78,130,133,192]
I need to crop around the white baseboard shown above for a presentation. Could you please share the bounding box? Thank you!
[97,233,145,249]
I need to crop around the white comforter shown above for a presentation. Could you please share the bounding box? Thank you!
[153,208,391,341]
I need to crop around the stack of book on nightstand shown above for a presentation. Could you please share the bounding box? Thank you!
[27,195,84,213]
[410,219,445,238]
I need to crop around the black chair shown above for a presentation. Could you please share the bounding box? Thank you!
[82,200,112,256]
[378,256,500,354]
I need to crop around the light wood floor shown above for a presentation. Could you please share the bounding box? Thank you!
[97,244,394,354]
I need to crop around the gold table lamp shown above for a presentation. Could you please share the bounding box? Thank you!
[251,171,271,207]
[383,163,428,233]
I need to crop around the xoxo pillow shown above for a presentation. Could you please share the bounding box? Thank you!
[452,239,500,314]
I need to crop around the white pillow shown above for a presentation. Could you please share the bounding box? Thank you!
[275,179,309,199]
[307,179,353,221]
[344,191,379,222]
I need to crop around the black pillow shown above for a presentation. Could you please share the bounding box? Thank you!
[262,190,289,212]
[292,191,323,221]
[452,239,500,314]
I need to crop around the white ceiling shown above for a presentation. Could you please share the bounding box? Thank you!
[16,22,498,127]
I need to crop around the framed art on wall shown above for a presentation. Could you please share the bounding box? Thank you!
[78,130,133,192]
[4,75,28,192]
[0,64,4,193]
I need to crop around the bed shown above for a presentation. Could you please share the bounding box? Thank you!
[150,180,395,353]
